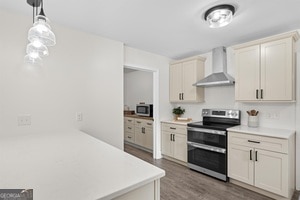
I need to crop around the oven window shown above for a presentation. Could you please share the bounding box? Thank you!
[188,145,226,174]
[188,130,226,148]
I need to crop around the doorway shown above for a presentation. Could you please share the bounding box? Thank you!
[123,65,160,159]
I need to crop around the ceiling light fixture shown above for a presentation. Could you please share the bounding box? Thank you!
[204,4,235,28]
[24,0,56,65]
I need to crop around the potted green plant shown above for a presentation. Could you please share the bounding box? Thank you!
[172,106,185,120]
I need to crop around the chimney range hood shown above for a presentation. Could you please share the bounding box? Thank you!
[193,47,234,87]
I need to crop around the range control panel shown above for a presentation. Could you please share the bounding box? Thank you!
[202,109,240,119]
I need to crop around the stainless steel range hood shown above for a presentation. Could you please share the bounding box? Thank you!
[193,47,234,87]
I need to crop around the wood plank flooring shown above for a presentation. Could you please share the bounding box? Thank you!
[124,144,300,200]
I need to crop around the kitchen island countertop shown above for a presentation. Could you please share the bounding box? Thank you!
[0,130,165,200]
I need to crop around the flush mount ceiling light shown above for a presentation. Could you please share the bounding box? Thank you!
[204,4,235,28]
[24,0,56,65]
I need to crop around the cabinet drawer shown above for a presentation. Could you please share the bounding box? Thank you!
[124,124,134,133]
[228,131,288,154]
[135,119,153,128]
[161,123,186,135]
[124,117,135,125]
[124,132,135,143]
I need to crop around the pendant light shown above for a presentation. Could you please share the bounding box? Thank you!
[24,0,56,65]
[204,4,235,28]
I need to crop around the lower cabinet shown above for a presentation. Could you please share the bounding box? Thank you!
[228,131,294,199]
[135,119,153,150]
[161,122,187,162]
[124,117,153,150]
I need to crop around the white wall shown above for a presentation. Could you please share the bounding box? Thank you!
[124,70,153,111]
[0,10,124,149]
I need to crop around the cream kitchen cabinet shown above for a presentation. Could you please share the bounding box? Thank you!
[234,31,299,102]
[228,129,295,199]
[161,122,187,163]
[134,118,153,150]
[169,57,205,103]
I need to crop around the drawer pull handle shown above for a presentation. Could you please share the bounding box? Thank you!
[128,136,132,139]
[250,150,252,161]
[256,89,259,99]
[137,121,141,123]
[255,151,258,161]
[248,140,260,144]
[147,123,152,125]
[128,120,132,122]
[128,127,132,130]
[170,127,176,130]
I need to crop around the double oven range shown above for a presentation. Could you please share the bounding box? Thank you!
[187,109,240,181]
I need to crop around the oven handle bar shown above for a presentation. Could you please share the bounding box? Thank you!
[187,142,226,154]
[187,127,226,136]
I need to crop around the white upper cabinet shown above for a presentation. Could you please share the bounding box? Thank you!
[234,31,299,102]
[169,57,205,103]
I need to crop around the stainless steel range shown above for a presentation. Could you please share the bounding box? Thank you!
[187,109,240,181]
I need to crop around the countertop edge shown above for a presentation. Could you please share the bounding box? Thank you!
[100,172,165,200]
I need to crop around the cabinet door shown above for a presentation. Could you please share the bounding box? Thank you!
[169,63,182,102]
[260,38,293,101]
[173,133,187,162]
[235,45,260,101]
[134,127,144,146]
[228,144,254,185]
[144,127,153,150]
[254,149,288,197]
[161,131,173,157]
[182,60,198,102]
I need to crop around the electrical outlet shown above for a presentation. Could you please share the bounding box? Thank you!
[18,115,31,126]
[76,112,83,121]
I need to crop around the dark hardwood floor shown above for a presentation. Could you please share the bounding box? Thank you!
[124,144,300,200]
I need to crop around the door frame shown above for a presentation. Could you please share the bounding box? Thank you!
[124,65,162,159]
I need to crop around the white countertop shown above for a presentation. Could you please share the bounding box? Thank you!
[0,130,165,200]
[161,120,195,125]
[227,125,295,139]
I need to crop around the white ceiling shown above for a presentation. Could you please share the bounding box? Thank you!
[1,0,300,59]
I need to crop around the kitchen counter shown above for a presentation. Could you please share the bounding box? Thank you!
[161,120,194,125]
[124,114,154,121]
[0,130,165,200]
[227,125,295,139]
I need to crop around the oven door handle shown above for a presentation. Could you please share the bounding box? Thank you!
[187,142,226,154]
[187,127,226,136]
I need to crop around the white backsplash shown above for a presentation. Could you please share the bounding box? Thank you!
[173,87,296,130]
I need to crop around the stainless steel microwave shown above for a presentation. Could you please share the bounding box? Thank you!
[136,104,153,117]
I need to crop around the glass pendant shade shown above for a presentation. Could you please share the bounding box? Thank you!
[26,40,49,57]
[28,15,56,46]
[24,53,43,65]
[205,5,235,28]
